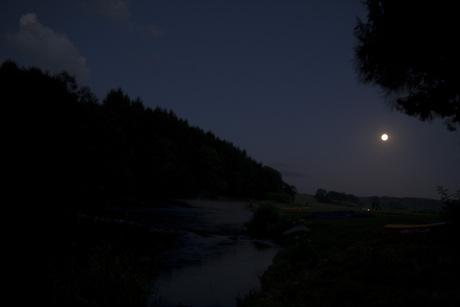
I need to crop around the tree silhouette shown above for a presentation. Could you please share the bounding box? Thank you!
[354,0,460,130]
[2,60,294,211]
[3,60,297,306]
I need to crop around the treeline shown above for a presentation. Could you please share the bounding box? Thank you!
[359,196,442,212]
[3,60,295,217]
[314,186,444,212]
[314,188,362,206]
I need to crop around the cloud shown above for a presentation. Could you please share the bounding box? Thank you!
[141,24,164,38]
[95,0,131,21]
[89,0,164,38]
[8,13,91,83]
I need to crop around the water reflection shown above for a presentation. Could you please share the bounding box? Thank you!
[151,201,280,307]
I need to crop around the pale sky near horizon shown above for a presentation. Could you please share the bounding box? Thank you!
[1,0,459,199]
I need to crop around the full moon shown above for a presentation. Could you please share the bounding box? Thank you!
[381,133,389,141]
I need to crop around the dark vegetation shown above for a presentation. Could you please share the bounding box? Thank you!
[245,203,290,240]
[314,188,362,207]
[239,195,460,307]
[314,188,444,212]
[438,186,460,226]
[3,60,294,207]
[360,196,443,212]
[240,0,460,304]
[354,0,460,130]
[3,60,294,306]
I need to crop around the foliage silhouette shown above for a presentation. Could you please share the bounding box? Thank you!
[2,60,293,215]
[245,203,281,238]
[314,188,361,206]
[438,186,460,226]
[354,0,460,130]
[3,59,294,305]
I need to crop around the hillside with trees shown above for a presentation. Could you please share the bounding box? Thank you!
[3,59,296,305]
[3,60,295,217]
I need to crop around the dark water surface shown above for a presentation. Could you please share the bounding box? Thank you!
[148,200,280,307]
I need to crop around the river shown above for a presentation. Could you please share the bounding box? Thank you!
[145,200,280,307]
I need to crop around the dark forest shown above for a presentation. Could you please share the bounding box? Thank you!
[3,60,295,214]
[3,60,295,305]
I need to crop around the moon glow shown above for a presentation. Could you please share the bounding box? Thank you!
[381,133,388,141]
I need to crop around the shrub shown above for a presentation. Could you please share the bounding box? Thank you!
[245,203,281,238]
[442,199,460,226]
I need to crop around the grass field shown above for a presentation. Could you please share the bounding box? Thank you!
[239,194,460,307]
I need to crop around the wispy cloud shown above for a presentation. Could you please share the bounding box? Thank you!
[91,0,164,38]
[139,24,164,38]
[8,13,91,83]
[95,0,131,21]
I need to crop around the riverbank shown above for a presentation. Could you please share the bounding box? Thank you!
[238,196,460,306]
[14,195,457,307]
[149,199,280,307]
[11,198,280,307]
[10,207,159,307]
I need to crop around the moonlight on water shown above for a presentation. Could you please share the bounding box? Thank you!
[381,133,388,141]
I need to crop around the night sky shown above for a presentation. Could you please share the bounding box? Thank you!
[2,0,459,199]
